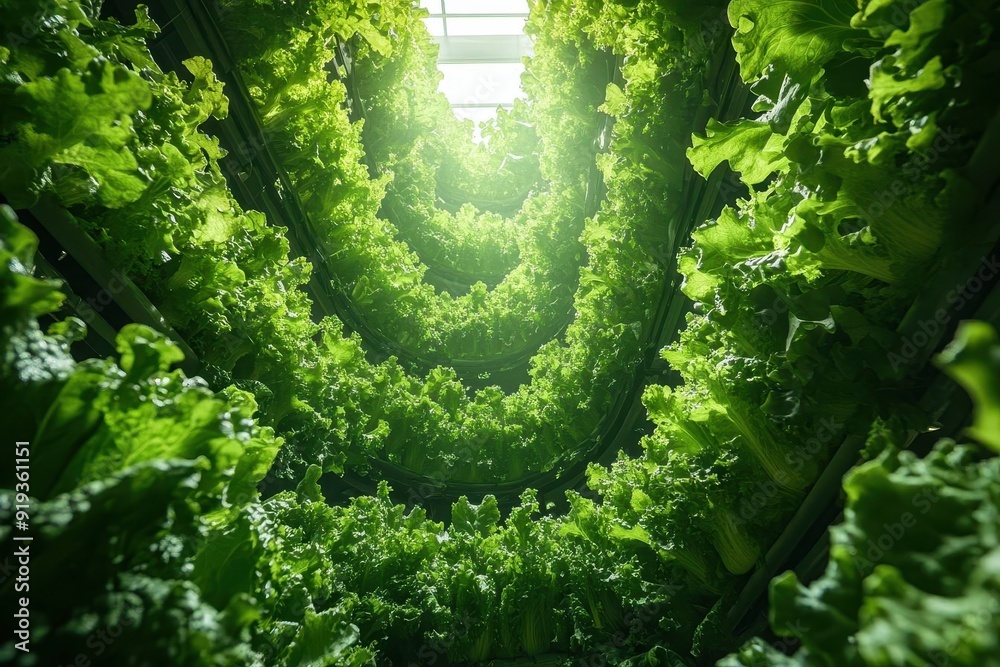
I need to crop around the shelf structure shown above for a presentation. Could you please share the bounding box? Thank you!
[24,198,202,376]
[104,0,359,328]
[11,3,1000,665]
[54,0,752,516]
[321,39,756,516]
[354,49,621,383]
[95,0,616,392]
[719,154,1000,654]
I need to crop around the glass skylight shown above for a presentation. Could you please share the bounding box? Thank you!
[420,0,532,136]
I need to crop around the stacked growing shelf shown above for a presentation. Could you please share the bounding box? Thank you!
[2,0,999,665]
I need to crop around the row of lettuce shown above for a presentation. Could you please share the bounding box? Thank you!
[352,33,541,283]
[220,0,577,362]
[716,0,1000,613]
[723,384,1000,666]
[3,210,999,667]
[587,0,1000,587]
[3,0,1000,665]
[0,0,722,483]
[214,0,670,373]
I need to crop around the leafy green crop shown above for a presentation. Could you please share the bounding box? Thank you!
[0,0,718,483]
[1,0,998,664]
[720,408,1000,666]
[937,321,1000,451]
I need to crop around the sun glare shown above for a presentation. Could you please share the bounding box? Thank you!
[420,0,533,139]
